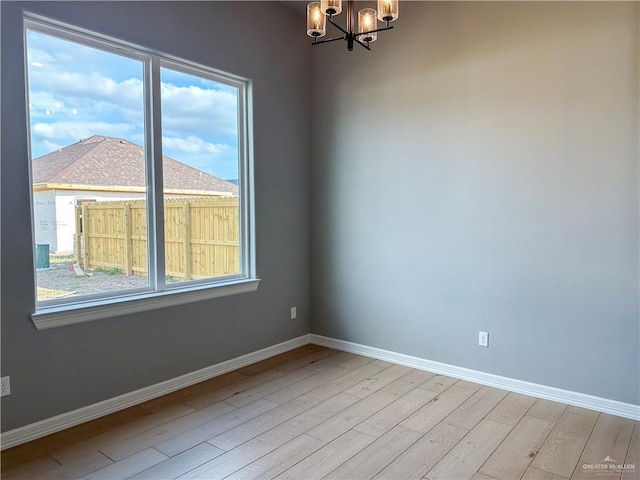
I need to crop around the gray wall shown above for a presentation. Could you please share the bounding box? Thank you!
[310,2,640,405]
[1,1,311,431]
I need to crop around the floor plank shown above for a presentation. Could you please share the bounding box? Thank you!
[223,367,316,408]
[324,425,422,479]
[486,392,537,426]
[621,422,639,480]
[275,429,376,480]
[258,392,360,447]
[473,473,499,480]
[373,422,469,480]
[571,413,635,480]
[354,387,437,438]
[381,369,435,396]
[530,411,598,478]
[443,386,508,429]
[333,354,378,371]
[262,366,351,405]
[99,399,237,461]
[153,399,278,457]
[455,379,484,392]
[39,451,114,479]
[128,443,223,480]
[80,447,167,480]
[400,385,476,433]
[226,434,325,480]
[527,399,568,423]
[302,351,362,372]
[271,348,340,373]
[306,390,398,442]
[343,363,412,399]
[521,466,571,480]
[138,372,248,412]
[480,415,555,480]
[234,345,323,376]
[305,363,385,401]
[208,395,320,451]
[371,359,394,368]
[425,419,513,480]
[178,438,275,479]
[1,406,150,470]
[183,370,283,410]
[1,455,63,480]
[50,403,196,464]
[419,374,459,394]
[565,405,600,419]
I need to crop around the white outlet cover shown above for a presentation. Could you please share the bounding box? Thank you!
[478,331,489,347]
[1,376,10,397]
[290,307,297,319]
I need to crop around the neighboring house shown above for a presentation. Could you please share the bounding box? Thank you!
[32,135,238,253]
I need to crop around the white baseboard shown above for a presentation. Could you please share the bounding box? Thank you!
[3,332,637,451]
[310,334,640,421]
[0,334,311,450]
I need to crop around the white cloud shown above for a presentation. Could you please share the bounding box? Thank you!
[26,46,55,68]
[29,69,237,145]
[31,121,137,157]
[161,83,237,138]
[162,135,237,179]
[162,135,231,156]
[32,121,135,140]
[29,91,63,114]
[29,70,144,113]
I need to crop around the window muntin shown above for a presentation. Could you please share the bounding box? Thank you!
[25,16,253,313]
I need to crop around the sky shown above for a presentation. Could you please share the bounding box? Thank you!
[26,29,240,181]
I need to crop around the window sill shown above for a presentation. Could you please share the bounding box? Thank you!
[31,278,261,330]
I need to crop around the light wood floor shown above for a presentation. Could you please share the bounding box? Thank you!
[1,345,638,480]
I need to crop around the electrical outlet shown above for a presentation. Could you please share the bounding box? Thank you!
[1,376,10,397]
[478,331,489,347]
[290,306,297,319]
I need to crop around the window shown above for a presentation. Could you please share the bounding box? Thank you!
[25,15,257,328]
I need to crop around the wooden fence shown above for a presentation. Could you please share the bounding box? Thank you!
[75,197,240,280]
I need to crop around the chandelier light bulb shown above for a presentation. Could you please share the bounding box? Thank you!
[358,9,378,43]
[307,2,327,38]
[377,0,399,22]
[321,0,343,16]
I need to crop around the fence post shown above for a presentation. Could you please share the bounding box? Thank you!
[82,203,90,269]
[75,206,82,266]
[183,200,191,280]
[124,203,133,275]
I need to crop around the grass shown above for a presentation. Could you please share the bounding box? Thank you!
[94,267,122,275]
[37,287,73,300]
[49,254,76,265]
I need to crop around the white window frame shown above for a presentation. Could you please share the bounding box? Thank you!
[25,14,259,330]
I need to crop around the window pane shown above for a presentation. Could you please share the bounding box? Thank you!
[160,66,241,283]
[26,28,149,304]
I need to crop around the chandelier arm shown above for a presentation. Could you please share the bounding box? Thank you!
[354,25,394,37]
[311,35,346,45]
[326,16,349,36]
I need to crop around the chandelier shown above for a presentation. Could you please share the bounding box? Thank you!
[306,0,399,51]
